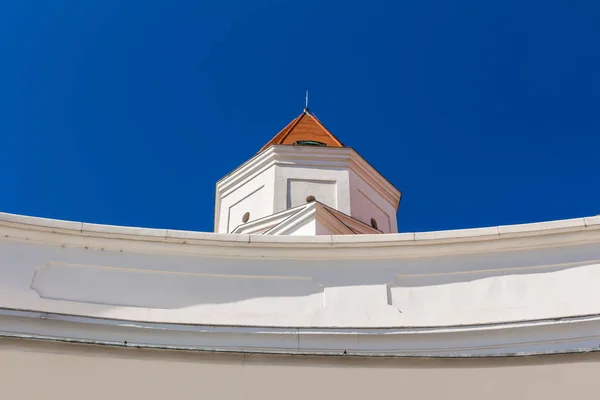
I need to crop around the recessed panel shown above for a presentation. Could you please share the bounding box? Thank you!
[287,179,337,209]
[388,263,600,321]
[31,263,324,312]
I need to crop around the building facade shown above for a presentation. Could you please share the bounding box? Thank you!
[1,110,600,399]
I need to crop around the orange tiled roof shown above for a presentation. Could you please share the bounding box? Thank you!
[259,110,344,152]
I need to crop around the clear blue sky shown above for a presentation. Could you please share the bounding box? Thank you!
[1,0,598,233]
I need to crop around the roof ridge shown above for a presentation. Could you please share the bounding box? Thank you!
[308,112,344,147]
[275,112,308,146]
[320,203,382,234]
[258,112,305,153]
[322,206,360,234]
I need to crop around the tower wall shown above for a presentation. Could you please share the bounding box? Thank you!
[273,165,351,215]
[349,169,399,233]
[215,167,276,233]
[215,146,400,234]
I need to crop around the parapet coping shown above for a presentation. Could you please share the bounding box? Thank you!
[0,211,598,245]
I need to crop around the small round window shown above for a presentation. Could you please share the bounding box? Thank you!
[370,218,378,230]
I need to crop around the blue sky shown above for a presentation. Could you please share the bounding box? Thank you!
[1,0,599,233]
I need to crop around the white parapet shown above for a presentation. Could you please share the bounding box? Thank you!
[0,211,600,356]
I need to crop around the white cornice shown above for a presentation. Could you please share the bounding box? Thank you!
[348,151,401,208]
[1,212,599,259]
[216,146,354,197]
[3,308,600,357]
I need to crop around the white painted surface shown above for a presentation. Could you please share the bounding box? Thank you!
[231,205,305,235]
[1,211,600,356]
[275,164,349,214]
[232,202,382,236]
[349,169,397,233]
[217,167,275,233]
[289,220,316,235]
[390,263,600,323]
[286,179,337,209]
[215,145,401,233]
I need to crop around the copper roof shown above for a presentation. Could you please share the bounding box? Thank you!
[259,110,344,152]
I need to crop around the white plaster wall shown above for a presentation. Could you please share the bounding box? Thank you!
[1,220,600,328]
[289,220,317,236]
[390,263,600,324]
[349,170,398,233]
[287,179,337,209]
[316,220,332,235]
[217,168,275,233]
[1,213,600,356]
[216,146,399,234]
[274,165,350,215]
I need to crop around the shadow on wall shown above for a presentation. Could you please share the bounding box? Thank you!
[9,240,600,309]
[31,263,324,309]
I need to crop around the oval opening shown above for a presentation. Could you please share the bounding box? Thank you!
[370,218,378,230]
[294,140,327,147]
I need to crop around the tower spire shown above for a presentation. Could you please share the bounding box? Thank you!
[304,91,309,113]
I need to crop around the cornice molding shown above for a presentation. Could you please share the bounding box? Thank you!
[2,308,600,357]
[348,151,401,209]
[0,212,599,259]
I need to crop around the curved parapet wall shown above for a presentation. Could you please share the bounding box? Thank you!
[1,211,600,357]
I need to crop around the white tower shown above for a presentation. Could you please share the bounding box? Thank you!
[214,109,401,235]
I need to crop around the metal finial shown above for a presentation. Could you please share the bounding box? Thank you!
[304,91,309,113]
